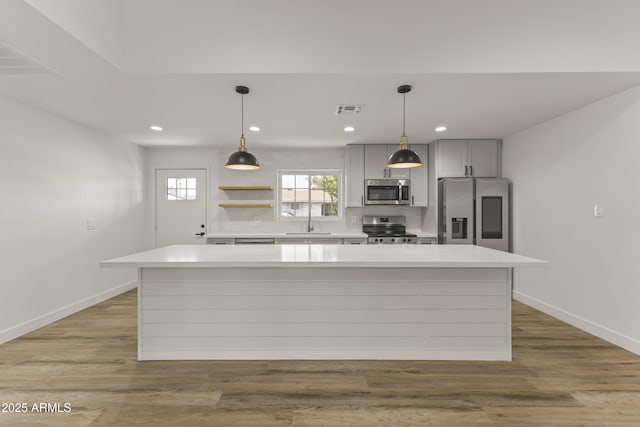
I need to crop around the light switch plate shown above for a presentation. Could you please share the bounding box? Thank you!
[86,219,97,230]
[593,205,603,218]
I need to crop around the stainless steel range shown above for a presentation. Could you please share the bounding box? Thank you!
[362,215,417,244]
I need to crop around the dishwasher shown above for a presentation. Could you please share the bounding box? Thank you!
[234,238,275,244]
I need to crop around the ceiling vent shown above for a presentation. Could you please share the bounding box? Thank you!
[0,44,54,75]
[335,104,364,115]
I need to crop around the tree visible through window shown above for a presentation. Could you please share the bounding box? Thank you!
[279,170,341,219]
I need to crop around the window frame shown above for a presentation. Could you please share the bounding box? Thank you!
[277,169,343,222]
[166,176,198,201]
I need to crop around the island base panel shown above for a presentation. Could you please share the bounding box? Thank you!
[138,267,512,361]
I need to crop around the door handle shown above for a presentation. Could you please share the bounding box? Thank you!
[195,232,205,237]
[469,165,473,176]
[464,165,468,176]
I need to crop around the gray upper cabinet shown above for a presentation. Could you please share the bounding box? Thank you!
[345,143,428,208]
[364,145,410,179]
[409,144,428,207]
[437,140,468,177]
[436,139,500,178]
[468,140,500,177]
[345,144,365,207]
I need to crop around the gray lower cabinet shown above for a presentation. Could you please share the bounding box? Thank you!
[417,237,437,244]
[206,238,235,245]
[343,238,367,245]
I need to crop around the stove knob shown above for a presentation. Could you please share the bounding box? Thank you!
[403,238,407,242]
[391,238,395,242]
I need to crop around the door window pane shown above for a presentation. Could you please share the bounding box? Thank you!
[167,177,197,201]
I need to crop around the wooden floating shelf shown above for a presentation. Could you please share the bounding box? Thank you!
[218,203,273,208]
[218,186,273,191]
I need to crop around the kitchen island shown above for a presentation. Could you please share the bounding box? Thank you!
[101,244,545,361]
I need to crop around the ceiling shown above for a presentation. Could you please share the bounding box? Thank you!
[2,0,640,149]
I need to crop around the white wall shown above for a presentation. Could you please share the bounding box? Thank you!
[0,96,147,344]
[146,146,427,240]
[503,86,640,355]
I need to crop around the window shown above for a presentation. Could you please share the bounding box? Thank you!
[278,170,341,220]
[167,177,197,201]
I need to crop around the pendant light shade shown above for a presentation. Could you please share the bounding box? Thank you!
[387,85,422,169]
[225,86,260,170]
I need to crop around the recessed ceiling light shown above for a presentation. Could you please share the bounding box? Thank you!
[435,126,447,132]
[249,126,260,132]
[150,125,163,132]
[344,126,355,132]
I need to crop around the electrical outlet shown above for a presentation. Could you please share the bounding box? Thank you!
[593,205,603,218]
[86,219,97,230]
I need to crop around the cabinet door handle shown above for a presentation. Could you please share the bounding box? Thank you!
[464,165,468,176]
[411,195,415,205]
[361,196,364,206]
[469,165,473,176]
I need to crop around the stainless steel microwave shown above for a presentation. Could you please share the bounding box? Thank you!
[365,179,410,205]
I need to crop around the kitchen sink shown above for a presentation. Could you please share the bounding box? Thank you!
[285,232,332,235]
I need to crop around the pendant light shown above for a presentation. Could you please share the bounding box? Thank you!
[387,85,422,169]
[225,85,260,170]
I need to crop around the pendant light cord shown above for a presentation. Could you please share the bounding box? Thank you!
[238,90,246,151]
[402,92,406,135]
[399,90,408,149]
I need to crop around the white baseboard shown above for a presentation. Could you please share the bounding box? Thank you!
[513,290,640,356]
[0,280,138,345]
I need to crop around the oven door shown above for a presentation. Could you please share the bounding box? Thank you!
[365,179,410,205]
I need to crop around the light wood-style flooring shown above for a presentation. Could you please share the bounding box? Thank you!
[1,289,639,426]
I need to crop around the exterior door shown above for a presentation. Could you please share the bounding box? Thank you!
[156,169,207,247]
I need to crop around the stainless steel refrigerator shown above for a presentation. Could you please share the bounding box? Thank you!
[438,178,509,251]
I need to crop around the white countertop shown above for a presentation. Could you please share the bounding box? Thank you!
[205,232,368,239]
[101,244,546,269]
[205,231,438,239]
